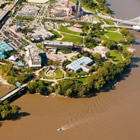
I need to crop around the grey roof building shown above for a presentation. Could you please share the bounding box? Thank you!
[44,41,74,50]
[66,56,94,72]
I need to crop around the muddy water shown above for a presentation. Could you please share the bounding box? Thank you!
[0,83,14,97]
[1,0,140,140]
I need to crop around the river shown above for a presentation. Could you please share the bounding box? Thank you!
[1,0,140,140]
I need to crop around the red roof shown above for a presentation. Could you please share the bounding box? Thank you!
[74,23,83,28]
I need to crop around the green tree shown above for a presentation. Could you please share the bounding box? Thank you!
[27,81,37,93]
[65,89,72,96]
[94,53,102,66]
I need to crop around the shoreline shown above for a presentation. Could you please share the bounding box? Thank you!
[0,76,11,86]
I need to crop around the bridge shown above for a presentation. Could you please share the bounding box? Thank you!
[93,13,140,26]
[103,24,134,30]
[0,83,27,102]
[73,10,140,30]
[87,12,140,30]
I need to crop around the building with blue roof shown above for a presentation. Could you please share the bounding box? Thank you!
[0,40,14,59]
[0,40,14,52]
[66,56,94,72]
[18,61,25,67]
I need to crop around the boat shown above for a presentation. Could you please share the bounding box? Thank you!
[57,128,62,132]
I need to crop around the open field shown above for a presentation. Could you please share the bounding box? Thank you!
[106,32,124,42]
[62,33,83,44]
[50,30,62,38]
[59,26,81,35]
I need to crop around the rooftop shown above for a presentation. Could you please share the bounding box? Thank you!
[67,56,93,72]
[44,41,74,46]
[0,40,14,53]
[29,47,41,62]
[32,28,54,40]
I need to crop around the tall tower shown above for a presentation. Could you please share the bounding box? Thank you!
[78,1,82,13]
[66,0,70,16]
[75,0,79,12]
[67,0,70,8]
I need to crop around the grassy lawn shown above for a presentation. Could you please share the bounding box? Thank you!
[109,50,123,62]
[59,26,81,35]
[50,30,62,38]
[106,32,125,42]
[58,50,72,54]
[55,69,63,79]
[71,55,79,61]
[103,19,115,25]
[104,27,118,31]
[100,35,107,40]
[66,71,88,77]
[40,68,63,79]
[62,33,83,44]
[76,77,88,84]
[122,44,129,52]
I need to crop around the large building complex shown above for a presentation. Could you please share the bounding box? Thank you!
[66,56,94,72]
[44,41,74,50]
[26,45,41,68]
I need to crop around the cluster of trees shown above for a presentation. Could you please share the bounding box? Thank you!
[62,59,71,70]
[102,40,118,50]
[81,0,111,14]
[96,0,111,14]
[55,80,87,97]
[90,24,104,37]
[103,39,124,53]
[27,80,53,95]
[0,2,10,9]
[93,53,103,67]
[0,100,19,120]
[48,59,60,67]
[84,24,104,49]
[85,37,99,49]
[0,63,34,85]
[81,0,97,9]
[86,61,130,91]
[120,28,135,44]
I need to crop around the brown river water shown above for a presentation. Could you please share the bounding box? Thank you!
[1,0,140,140]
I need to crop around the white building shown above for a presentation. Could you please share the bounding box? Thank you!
[26,45,41,68]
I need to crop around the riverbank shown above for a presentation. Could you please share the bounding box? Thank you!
[0,76,11,86]
[0,83,14,97]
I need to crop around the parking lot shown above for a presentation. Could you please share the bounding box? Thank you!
[16,5,40,18]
